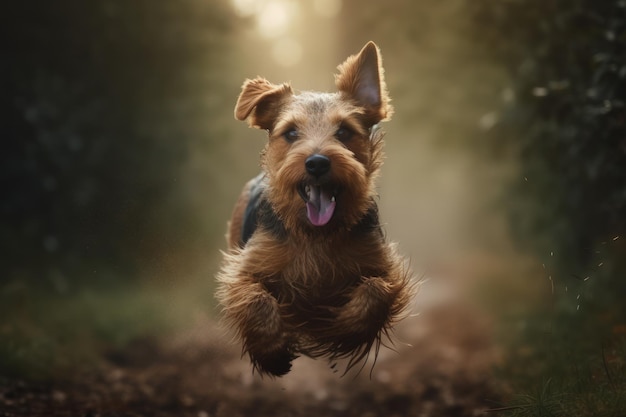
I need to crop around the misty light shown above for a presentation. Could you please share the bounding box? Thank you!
[229,0,345,67]
[313,0,342,18]
[272,37,303,67]
[258,1,297,39]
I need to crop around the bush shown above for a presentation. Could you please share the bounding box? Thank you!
[472,0,626,264]
[1,0,235,288]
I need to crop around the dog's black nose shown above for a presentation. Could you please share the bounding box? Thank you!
[305,154,331,177]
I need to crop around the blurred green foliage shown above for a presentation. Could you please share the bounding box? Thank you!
[470,1,626,414]
[1,0,237,378]
[1,0,236,289]
[0,286,168,378]
[471,0,626,267]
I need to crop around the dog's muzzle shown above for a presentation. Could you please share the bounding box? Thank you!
[299,154,337,226]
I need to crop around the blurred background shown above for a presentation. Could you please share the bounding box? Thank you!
[2,0,625,413]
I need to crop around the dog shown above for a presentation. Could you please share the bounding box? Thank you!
[216,41,414,377]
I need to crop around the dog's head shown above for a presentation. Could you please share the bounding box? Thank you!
[235,42,392,234]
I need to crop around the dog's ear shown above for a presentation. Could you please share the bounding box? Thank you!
[335,41,393,125]
[235,78,293,130]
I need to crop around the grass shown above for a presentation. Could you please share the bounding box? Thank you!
[487,247,626,417]
[495,323,626,416]
[0,277,216,380]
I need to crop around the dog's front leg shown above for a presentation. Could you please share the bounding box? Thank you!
[326,268,412,364]
[338,276,399,340]
[217,262,296,376]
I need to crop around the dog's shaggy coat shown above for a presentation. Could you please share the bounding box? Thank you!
[217,42,414,376]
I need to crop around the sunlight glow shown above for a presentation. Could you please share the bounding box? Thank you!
[313,0,342,18]
[230,0,299,39]
[272,37,303,67]
[230,0,263,17]
[230,0,337,67]
[257,1,298,39]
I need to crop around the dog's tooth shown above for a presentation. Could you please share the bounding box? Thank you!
[331,196,336,202]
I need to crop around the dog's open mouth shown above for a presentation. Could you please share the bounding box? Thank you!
[298,183,337,226]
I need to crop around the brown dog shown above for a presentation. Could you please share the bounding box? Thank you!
[217,42,414,377]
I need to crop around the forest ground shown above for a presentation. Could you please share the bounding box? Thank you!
[0,277,505,417]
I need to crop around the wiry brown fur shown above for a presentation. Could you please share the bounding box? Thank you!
[217,42,415,377]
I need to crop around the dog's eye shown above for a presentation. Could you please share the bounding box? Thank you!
[335,127,354,142]
[283,128,299,142]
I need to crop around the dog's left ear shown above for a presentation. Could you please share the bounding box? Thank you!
[335,41,393,125]
[235,78,293,130]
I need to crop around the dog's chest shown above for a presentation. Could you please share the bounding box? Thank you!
[284,242,358,284]
[272,237,381,300]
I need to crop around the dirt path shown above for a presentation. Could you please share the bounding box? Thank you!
[0,279,502,417]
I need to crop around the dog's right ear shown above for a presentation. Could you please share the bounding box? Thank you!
[335,42,392,126]
[234,78,293,130]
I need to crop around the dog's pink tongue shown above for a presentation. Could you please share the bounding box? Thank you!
[306,186,336,226]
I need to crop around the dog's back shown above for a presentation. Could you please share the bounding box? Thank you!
[227,173,266,249]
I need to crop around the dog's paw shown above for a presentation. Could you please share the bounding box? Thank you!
[251,347,298,377]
